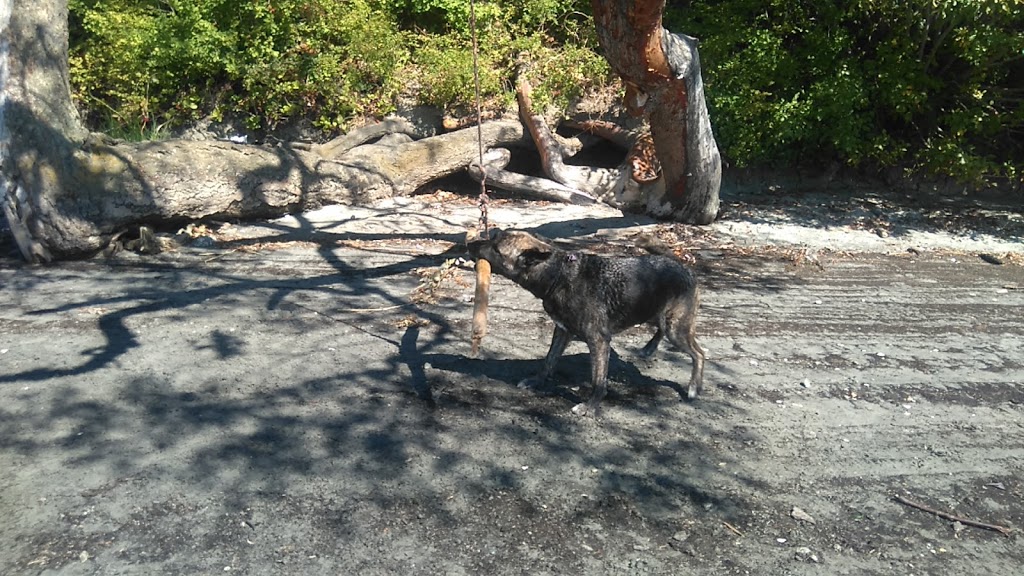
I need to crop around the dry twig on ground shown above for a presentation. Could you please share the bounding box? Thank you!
[894,494,1013,537]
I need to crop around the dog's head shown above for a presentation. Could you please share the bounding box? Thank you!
[466,228,555,280]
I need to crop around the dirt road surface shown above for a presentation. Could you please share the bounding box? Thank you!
[2,191,1022,575]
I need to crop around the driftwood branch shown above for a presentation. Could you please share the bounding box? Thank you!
[465,76,666,209]
[467,149,598,205]
[515,79,624,197]
[894,494,1013,536]
[562,119,634,149]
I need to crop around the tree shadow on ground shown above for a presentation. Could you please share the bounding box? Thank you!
[0,216,806,572]
[1,326,766,568]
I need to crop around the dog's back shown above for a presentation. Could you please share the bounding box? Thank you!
[566,253,696,333]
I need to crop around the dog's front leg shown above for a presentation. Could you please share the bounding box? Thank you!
[518,325,570,390]
[572,336,611,417]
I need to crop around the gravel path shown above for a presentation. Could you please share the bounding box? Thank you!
[2,190,1021,575]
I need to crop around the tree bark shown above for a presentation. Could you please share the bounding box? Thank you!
[591,0,721,224]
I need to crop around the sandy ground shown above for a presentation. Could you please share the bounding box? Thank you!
[1,188,1022,575]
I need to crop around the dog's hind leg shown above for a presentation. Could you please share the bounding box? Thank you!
[519,325,570,389]
[572,335,611,417]
[665,297,705,400]
[638,326,664,358]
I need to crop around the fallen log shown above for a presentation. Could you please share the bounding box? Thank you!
[4,115,526,260]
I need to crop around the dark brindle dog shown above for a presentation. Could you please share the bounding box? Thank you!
[467,229,705,416]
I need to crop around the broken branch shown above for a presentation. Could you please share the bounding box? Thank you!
[515,78,625,197]
[894,493,1013,537]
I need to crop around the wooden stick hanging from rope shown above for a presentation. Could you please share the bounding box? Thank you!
[470,257,491,356]
[468,0,492,355]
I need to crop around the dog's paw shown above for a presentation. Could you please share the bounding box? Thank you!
[571,402,600,418]
[636,345,658,359]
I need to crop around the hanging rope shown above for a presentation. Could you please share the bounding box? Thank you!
[468,0,491,356]
[468,0,489,235]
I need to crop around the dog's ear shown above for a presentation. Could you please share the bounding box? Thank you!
[516,247,553,270]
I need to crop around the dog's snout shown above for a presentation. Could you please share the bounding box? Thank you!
[467,228,502,244]
[467,228,497,260]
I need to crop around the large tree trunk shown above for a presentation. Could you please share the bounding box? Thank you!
[591,0,721,224]
[1,0,526,261]
[2,0,86,261]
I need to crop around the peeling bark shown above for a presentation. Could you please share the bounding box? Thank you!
[591,0,721,223]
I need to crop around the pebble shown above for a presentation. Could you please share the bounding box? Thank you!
[669,532,696,555]
[794,546,819,562]
[791,506,816,524]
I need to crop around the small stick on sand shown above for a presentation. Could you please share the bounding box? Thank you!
[471,258,491,356]
[723,521,744,537]
[894,494,1013,536]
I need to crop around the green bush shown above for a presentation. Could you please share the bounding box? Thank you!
[231,0,409,131]
[69,1,1018,187]
[413,37,505,110]
[69,0,607,137]
[668,0,1023,186]
[397,0,608,112]
[69,0,410,135]
[380,0,591,36]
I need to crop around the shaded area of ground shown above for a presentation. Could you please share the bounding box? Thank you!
[1,193,1022,575]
